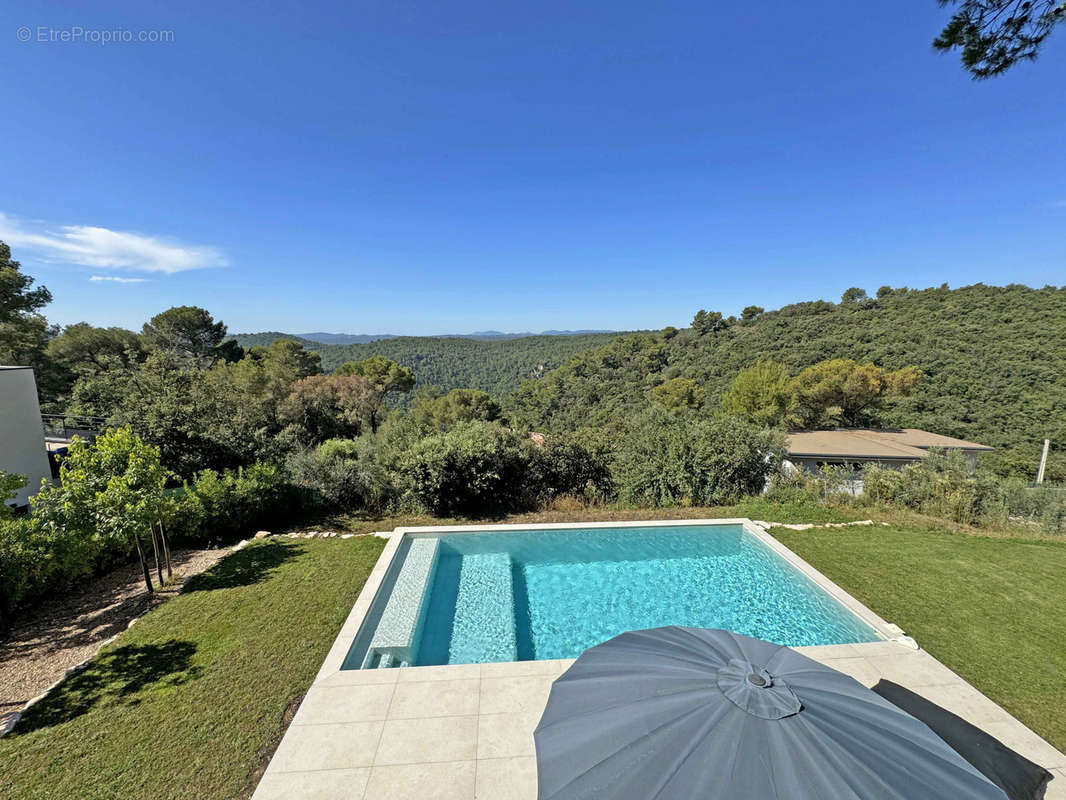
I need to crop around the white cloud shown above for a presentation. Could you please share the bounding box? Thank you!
[0,212,227,274]
[90,275,148,284]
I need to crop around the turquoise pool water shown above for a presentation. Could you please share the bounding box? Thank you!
[393,524,881,666]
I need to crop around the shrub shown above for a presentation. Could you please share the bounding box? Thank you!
[1003,482,1066,534]
[537,432,614,503]
[168,461,298,544]
[398,421,540,516]
[762,469,821,505]
[0,471,24,518]
[861,449,1007,525]
[0,515,98,629]
[1,473,101,628]
[612,409,784,507]
[287,438,392,512]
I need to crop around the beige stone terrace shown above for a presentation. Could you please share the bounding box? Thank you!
[253,643,1066,800]
[253,522,1066,800]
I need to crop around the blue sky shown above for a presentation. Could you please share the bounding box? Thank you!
[3,1,1064,335]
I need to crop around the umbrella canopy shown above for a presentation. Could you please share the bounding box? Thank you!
[534,627,1007,800]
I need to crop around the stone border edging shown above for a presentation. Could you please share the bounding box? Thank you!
[751,519,887,531]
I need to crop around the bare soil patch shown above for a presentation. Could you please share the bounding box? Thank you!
[0,548,225,731]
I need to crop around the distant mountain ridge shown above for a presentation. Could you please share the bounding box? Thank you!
[298,332,398,345]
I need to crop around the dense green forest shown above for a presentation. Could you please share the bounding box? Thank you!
[232,331,628,397]
[507,284,1066,479]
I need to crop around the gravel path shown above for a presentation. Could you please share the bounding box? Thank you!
[0,548,225,733]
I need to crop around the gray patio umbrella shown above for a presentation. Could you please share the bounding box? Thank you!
[534,627,1008,800]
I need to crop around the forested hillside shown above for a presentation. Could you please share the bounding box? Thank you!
[230,331,318,349]
[507,284,1066,477]
[233,331,628,397]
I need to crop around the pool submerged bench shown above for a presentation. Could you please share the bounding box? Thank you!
[361,537,440,668]
[360,537,520,668]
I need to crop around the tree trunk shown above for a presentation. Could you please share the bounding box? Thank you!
[150,524,164,586]
[158,518,173,580]
[132,534,153,593]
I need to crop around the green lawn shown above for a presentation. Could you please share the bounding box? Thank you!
[772,525,1066,752]
[0,537,385,800]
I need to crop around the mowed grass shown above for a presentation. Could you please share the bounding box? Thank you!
[0,536,384,800]
[773,525,1066,752]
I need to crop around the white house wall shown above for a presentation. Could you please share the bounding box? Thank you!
[0,367,52,507]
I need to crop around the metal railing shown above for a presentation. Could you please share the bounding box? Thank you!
[41,414,106,442]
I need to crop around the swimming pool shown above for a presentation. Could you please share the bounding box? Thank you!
[345,521,883,669]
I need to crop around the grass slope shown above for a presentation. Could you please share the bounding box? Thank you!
[772,525,1066,751]
[0,537,384,800]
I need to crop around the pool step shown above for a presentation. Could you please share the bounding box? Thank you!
[362,537,440,668]
[449,552,518,663]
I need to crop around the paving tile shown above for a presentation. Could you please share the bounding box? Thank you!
[818,657,881,687]
[294,683,395,724]
[253,767,370,799]
[477,712,540,759]
[374,715,479,765]
[480,659,570,678]
[1046,772,1066,800]
[317,667,401,688]
[793,644,863,662]
[480,675,556,715]
[913,682,1015,725]
[366,761,476,799]
[389,679,481,719]
[866,651,959,687]
[980,719,1066,770]
[476,756,538,800]
[398,663,482,682]
[544,658,576,674]
[269,721,383,773]
[851,640,918,658]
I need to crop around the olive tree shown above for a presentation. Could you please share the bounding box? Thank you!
[33,428,170,593]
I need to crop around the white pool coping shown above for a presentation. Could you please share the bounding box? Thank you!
[253,519,1066,800]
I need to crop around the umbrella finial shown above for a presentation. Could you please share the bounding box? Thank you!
[718,659,802,719]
